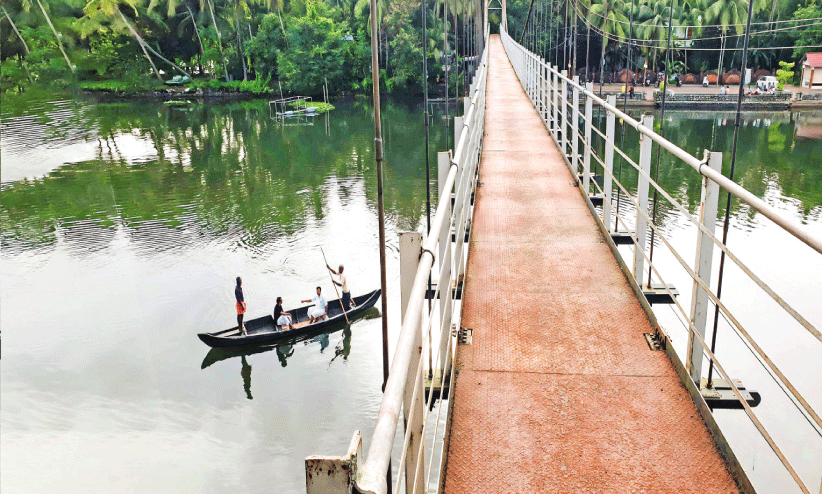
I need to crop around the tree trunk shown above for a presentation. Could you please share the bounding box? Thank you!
[36,0,74,72]
[717,33,725,86]
[585,19,591,82]
[118,9,163,81]
[186,5,206,75]
[3,7,30,55]
[599,39,606,94]
[277,9,288,47]
[652,49,657,78]
[235,0,248,81]
[119,9,192,81]
[206,0,230,81]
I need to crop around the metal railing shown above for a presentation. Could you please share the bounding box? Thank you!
[500,29,821,494]
[305,26,490,494]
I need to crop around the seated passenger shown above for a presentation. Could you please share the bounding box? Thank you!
[302,286,328,324]
[273,297,294,331]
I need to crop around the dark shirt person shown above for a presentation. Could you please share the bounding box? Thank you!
[235,277,247,335]
[273,297,294,331]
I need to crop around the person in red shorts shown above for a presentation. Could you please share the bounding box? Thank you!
[235,277,247,335]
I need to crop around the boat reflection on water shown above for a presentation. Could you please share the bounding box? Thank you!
[200,307,379,397]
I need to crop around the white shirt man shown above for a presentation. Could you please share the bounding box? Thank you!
[302,287,328,323]
[328,263,355,310]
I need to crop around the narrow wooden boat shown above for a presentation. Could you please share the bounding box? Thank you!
[197,289,381,348]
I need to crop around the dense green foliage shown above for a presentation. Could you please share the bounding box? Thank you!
[1,0,481,96]
[508,0,821,79]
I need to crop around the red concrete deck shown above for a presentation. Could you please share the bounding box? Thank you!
[441,35,739,493]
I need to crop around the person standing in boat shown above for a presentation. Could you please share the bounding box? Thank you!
[273,296,294,331]
[302,286,328,324]
[235,277,247,335]
[327,263,356,310]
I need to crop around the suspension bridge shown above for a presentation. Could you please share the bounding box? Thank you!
[304,15,821,494]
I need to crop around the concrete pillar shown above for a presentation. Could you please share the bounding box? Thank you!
[603,95,616,229]
[561,70,568,156]
[572,76,580,174]
[583,82,593,193]
[399,231,425,494]
[686,151,723,384]
[552,66,559,139]
[633,115,654,284]
[305,431,362,493]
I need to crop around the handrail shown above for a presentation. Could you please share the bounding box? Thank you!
[504,34,821,254]
[352,31,490,494]
[499,30,820,494]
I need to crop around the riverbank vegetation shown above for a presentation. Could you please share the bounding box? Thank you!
[0,0,482,97]
[1,0,818,96]
[503,0,820,83]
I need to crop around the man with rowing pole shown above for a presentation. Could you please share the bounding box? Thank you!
[235,277,247,335]
[302,287,328,324]
[327,263,356,310]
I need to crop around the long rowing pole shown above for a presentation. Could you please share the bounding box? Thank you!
[320,247,350,325]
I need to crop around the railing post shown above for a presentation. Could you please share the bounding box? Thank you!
[603,95,616,229]
[583,82,593,194]
[552,66,559,139]
[399,231,425,494]
[438,151,452,263]
[454,116,464,151]
[305,431,362,493]
[686,151,723,384]
[543,60,549,123]
[633,115,654,284]
[561,70,568,156]
[572,76,580,174]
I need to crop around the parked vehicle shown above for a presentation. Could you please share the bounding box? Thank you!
[757,76,778,91]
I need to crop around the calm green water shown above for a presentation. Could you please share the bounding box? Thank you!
[1,93,820,492]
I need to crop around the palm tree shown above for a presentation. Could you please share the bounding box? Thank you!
[699,0,763,85]
[25,0,75,71]
[589,0,630,85]
[637,0,681,73]
[84,0,191,82]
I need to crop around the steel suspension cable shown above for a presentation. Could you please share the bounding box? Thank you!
[646,0,677,286]
[614,0,635,231]
[706,0,756,389]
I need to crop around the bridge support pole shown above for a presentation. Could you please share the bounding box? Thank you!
[560,70,568,158]
[399,231,425,494]
[542,59,549,123]
[583,82,593,194]
[633,115,654,284]
[686,151,723,384]
[552,66,559,140]
[436,151,454,401]
[603,95,616,229]
[572,76,580,174]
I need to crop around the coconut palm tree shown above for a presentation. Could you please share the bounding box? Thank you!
[23,0,75,71]
[589,0,630,85]
[84,0,191,82]
[699,0,764,85]
[637,0,681,72]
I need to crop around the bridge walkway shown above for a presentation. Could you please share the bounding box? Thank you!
[441,35,739,493]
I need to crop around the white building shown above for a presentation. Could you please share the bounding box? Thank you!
[801,52,822,88]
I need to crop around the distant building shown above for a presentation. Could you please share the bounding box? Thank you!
[801,52,822,88]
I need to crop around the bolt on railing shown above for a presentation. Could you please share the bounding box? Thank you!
[305,26,490,494]
[501,29,820,494]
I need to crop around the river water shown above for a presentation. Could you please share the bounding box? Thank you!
[1,93,820,493]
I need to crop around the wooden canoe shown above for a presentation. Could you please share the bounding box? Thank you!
[197,289,381,348]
